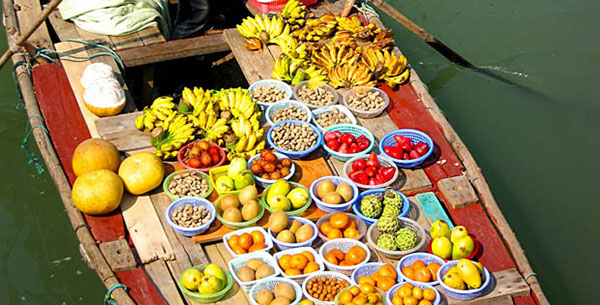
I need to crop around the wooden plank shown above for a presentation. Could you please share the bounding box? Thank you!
[137,26,166,45]
[513,295,536,305]
[97,111,142,135]
[116,267,167,305]
[144,261,187,305]
[415,192,455,228]
[48,11,80,41]
[99,239,137,272]
[13,0,52,48]
[453,295,513,305]
[406,196,432,232]
[441,269,529,304]
[223,29,275,84]
[109,33,144,50]
[121,194,175,263]
[117,33,230,67]
[95,111,153,152]
[438,175,479,208]
[205,244,250,305]
[75,26,115,49]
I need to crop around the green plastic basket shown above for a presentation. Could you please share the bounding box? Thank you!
[209,165,256,196]
[259,182,312,216]
[322,124,375,162]
[163,169,213,201]
[215,195,265,229]
[178,264,233,303]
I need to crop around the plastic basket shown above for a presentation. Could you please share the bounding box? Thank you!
[386,282,441,305]
[265,99,312,126]
[302,271,352,305]
[267,120,322,159]
[228,252,280,292]
[260,182,311,216]
[268,216,318,250]
[222,227,273,258]
[321,124,375,162]
[177,141,226,172]
[178,264,233,303]
[208,165,256,196]
[248,79,293,108]
[312,105,357,132]
[163,169,213,201]
[379,129,434,168]
[248,152,296,188]
[342,154,399,190]
[352,189,410,226]
[165,197,216,236]
[309,176,358,213]
[437,260,491,301]
[342,86,390,119]
[333,286,387,305]
[318,238,370,276]
[292,80,339,109]
[350,262,384,285]
[248,0,317,14]
[366,218,427,260]
[272,247,325,285]
[427,234,481,262]
[315,213,367,243]
[214,195,264,230]
[249,277,303,305]
[397,253,446,286]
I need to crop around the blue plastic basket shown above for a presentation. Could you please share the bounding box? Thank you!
[248,79,293,108]
[379,129,434,168]
[268,216,318,250]
[309,176,358,213]
[321,124,375,162]
[397,253,446,286]
[267,120,322,159]
[247,152,295,188]
[265,99,312,125]
[437,260,491,301]
[386,282,441,305]
[350,262,400,286]
[165,197,216,237]
[352,189,410,226]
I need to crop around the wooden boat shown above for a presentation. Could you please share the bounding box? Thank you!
[3,0,549,304]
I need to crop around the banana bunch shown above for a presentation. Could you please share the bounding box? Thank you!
[134,96,176,131]
[280,0,306,31]
[311,43,360,71]
[361,48,410,87]
[230,113,265,158]
[327,63,376,88]
[292,14,337,42]
[202,116,229,143]
[152,114,195,160]
[217,88,258,120]
[273,55,307,84]
[336,16,362,33]
[237,15,290,48]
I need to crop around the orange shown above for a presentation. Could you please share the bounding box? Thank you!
[417,301,432,305]
[398,286,412,298]
[329,249,346,261]
[357,276,376,286]
[291,254,309,270]
[324,252,339,265]
[348,219,357,229]
[392,296,403,305]
[422,288,436,301]
[330,212,350,229]
[359,283,376,294]
[412,287,423,300]
[401,267,415,281]
[251,230,265,244]
[343,228,361,239]
[248,242,266,252]
[339,260,354,266]
[300,300,314,305]
[378,264,397,280]
[353,295,367,305]
[414,267,432,283]
[227,234,239,248]
[278,254,292,270]
[301,251,315,262]
[349,286,361,296]
[239,233,253,250]
[231,246,247,255]
[376,276,396,292]
[370,271,382,283]
[411,260,426,270]
[339,290,354,304]
[327,228,343,239]
[285,268,302,276]
[366,292,381,303]
[403,296,418,305]
[345,246,366,264]
[402,283,413,290]
[320,222,334,235]
[304,261,320,274]
[426,263,441,281]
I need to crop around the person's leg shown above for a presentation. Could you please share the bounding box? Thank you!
[171,0,210,40]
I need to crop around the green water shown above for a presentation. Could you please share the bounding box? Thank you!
[1,1,599,304]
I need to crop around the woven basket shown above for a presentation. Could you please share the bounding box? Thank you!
[208,165,256,196]
[309,176,358,213]
[165,197,216,237]
[249,277,303,305]
[178,264,233,303]
[352,189,410,226]
[272,247,325,285]
[321,124,375,162]
[350,262,398,286]
[268,216,318,250]
[177,141,226,172]
[260,182,311,216]
[379,129,434,168]
[214,194,264,230]
[292,80,339,109]
[342,86,390,119]
[366,218,427,260]
[249,79,293,108]
[386,282,441,305]
[222,227,273,258]
[397,253,446,286]
[437,260,491,301]
[312,105,357,132]
[163,169,213,201]
[318,238,370,276]
[266,120,322,159]
[302,272,352,305]
[228,252,280,292]
[315,213,368,243]
[342,154,399,190]
[248,152,296,188]
[265,99,312,126]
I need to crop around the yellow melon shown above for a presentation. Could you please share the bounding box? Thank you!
[118,152,164,195]
[72,138,121,177]
[72,169,123,215]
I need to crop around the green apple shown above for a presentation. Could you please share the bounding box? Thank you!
[287,187,309,209]
[268,194,291,211]
[203,264,226,285]
[181,268,203,291]
[198,275,222,294]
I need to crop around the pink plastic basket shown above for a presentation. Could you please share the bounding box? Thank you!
[177,141,226,173]
[247,0,317,14]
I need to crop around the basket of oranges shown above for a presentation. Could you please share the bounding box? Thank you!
[334,284,386,305]
[223,227,273,257]
[316,212,367,242]
[319,238,370,276]
[386,282,440,305]
[397,253,445,286]
[350,263,398,292]
[273,247,325,285]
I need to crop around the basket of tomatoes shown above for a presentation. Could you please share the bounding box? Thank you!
[178,140,226,172]
[248,150,295,188]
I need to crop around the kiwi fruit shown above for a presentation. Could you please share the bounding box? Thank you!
[220,195,240,211]
[316,180,335,199]
[288,220,302,234]
[269,297,291,305]
[237,266,255,282]
[295,224,314,243]
[223,207,243,222]
[242,200,260,221]
[245,258,265,271]
[255,289,274,305]
[276,230,296,243]
[322,191,343,205]
[268,211,289,234]
[335,183,353,202]
[255,264,275,279]
[274,282,296,300]
[238,185,258,204]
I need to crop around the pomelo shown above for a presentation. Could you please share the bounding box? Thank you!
[72,169,123,215]
[72,138,121,177]
[118,152,164,195]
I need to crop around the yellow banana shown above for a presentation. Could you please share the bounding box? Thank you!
[245,133,257,151]
[236,135,248,152]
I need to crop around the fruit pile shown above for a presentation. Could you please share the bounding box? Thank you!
[226,229,267,255]
[324,130,370,155]
[383,135,430,161]
[181,140,222,169]
[400,260,441,284]
[217,185,261,224]
[337,284,385,305]
[314,179,354,205]
[235,258,275,283]
[442,259,486,291]
[250,149,293,181]
[253,282,297,305]
[214,158,255,194]
[355,264,397,292]
[390,282,437,305]
[430,221,477,260]
[305,276,350,302]
[360,189,404,220]
[264,180,310,212]
[323,246,367,267]
[269,211,315,244]
[319,212,361,240]
[180,264,227,295]
[277,251,320,276]
[348,153,396,185]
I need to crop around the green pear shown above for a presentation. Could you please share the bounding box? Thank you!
[430,220,451,239]
[181,269,203,291]
[431,236,452,259]
[203,264,226,285]
[287,188,309,209]
[452,235,475,260]
[267,179,291,203]
[450,225,469,243]
[197,275,223,294]
[268,194,291,211]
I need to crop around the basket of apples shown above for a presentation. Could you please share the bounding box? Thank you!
[343,152,398,189]
[322,124,374,162]
[379,129,434,168]
[178,140,226,172]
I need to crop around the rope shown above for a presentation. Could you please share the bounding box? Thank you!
[524,272,538,281]
[354,1,379,20]
[12,61,30,110]
[104,283,128,305]
[21,115,48,175]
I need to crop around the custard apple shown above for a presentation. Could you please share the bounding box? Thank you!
[395,227,418,251]
[360,194,382,218]
[377,214,400,233]
[382,204,401,217]
[382,190,403,209]
[376,233,398,251]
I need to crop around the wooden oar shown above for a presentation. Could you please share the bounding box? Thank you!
[0,0,63,69]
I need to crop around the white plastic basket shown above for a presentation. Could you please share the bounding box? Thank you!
[315,213,368,243]
[228,252,280,292]
[292,80,339,109]
[366,219,427,260]
[311,105,357,132]
[268,216,318,250]
[249,277,303,305]
[301,271,352,305]
[318,238,370,276]
[249,79,293,108]
[266,100,312,126]
[342,154,399,190]
[222,227,274,258]
[342,86,390,119]
[272,247,325,285]
[397,253,445,286]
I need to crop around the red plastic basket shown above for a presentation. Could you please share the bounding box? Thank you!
[177,141,226,173]
[247,0,317,14]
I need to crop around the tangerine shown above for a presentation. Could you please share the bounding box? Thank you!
[339,260,354,266]
[414,267,432,283]
[402,283,414,290]
[285,268,302,276]
[378,264,397,280]
[248,242,266,252]
[398,286,412,298]
[250,230,265,244]
[231,246,247,255]
[357,277,376,286]
[422,288,436,301]
[353,295,367,305]
[227,235,239,248]
[324,252,339,265]
[301,251,315,262]
[291,254,309,270]
[339,290,354,304]
[403,296,418,305]
[426,263,441,281]
[359,283,376,294]
[304,261,320,274]
[345,246,366,264]
[300,300,314,305]
[343,228,361,239]
[330,212,350,229]
[392,296,403,305]
[412,287,423,300]
[348,219,357,229]
[278,254,292,270]
[327,228,343,239]
[349,286,361,296]
[329,249,346,261]
[417,301,432,305]
[401,267,415,281]
[411,260,426,270]
[239,233,253,250]
[377,277,396,292]
[320,222,334,235]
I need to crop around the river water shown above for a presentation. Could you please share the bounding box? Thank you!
[1,1,598,304]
